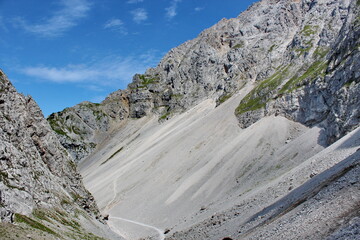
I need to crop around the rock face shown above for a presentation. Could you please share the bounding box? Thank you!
[235,0,360,145]
[0,70,121,239]
[48,90,129,162]
[50,0,359,161]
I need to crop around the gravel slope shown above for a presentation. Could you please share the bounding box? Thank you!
[77,83,354,239]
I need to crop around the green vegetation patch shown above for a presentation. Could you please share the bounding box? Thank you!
[279,61,327,94]
[295,40,314,55]
[236,65,290,115]
[61,198,72,206]
[171,93,183,99]
[313,46,330,59]
[48,116,68,136]
[70,192,82,202]
[139,74,160,85]
[268,44,277,53]
[101,146,124,165]
[159,112,171,121]
[218,94,233,104]
[15,214,58,236]
[80,103,107,122]
[32,209,52,223]
[232,41,245,49]
[300,25,319,37]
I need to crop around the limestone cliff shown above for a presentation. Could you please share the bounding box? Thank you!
[235,0,360,145]
[0,70,121,239]
[49,0,359,161]
[47,90,129,162]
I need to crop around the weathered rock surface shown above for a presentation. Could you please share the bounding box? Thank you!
[50,0,359,162]
[0,70,122,239]
[48,90,129,162]
[166,133,360,240]
[236,0,360,145]
[47,0,360,239]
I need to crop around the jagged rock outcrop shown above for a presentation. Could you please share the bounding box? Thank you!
[43,0,360,239]
[0,70,121,239]
[235,0,360,145]
[50,0,359,161]
[48,90,129,162]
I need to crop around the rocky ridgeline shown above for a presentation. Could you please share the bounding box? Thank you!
[0,71,117,239]
[48,90,129,162]
[236,0,360,145]
[49,0,359,161]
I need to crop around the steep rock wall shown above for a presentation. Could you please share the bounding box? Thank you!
[0,70,119,239]
[49,0,359,161]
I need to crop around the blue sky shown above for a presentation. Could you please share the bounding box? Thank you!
[0,0,256,116]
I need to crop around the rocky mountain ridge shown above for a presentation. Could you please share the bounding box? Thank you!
[49,0,359,162]
[0,70,121,239]
[41,0,360,239]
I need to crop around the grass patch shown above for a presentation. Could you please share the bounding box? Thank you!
[218,94,233,104]
[15,214,58,236]
[279,61,327,94]
[48,116,68,136]
[32,209,52,223]
[101,146,124,165]
[61,198,72,206]
[300,25,318,36]
[70,192,82,202]
[295,40,314,55]
[236,65,290,115]
[171,94,183,99]
[159,112,170,121]
[232,41,245,49]
[138,74,160,86]
[54,128,67,136]
[268,44,277,53]
[343,77,356,88]
[313,46,330,59]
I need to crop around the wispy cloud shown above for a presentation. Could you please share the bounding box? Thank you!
[194,7,204,12]
[104,18,127,35]
[165,0,182,20]
[131,8,148,24]
[21,51,161,87]
[127,0,144,4]
[14,0,91,38]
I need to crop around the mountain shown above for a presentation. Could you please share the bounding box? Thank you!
[0,70,122,239]
[49,0,359,239]
[49,0,360,162]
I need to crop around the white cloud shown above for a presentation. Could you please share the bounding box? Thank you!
[15,0,91,38]
[194,7,204,12]
[131,8,148,24]
[22,65,98,83]
[127,0,144,4]
[104,18,123,29]
[104,18,127,35]
[21,51,161,87]
[165,0,182,20]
